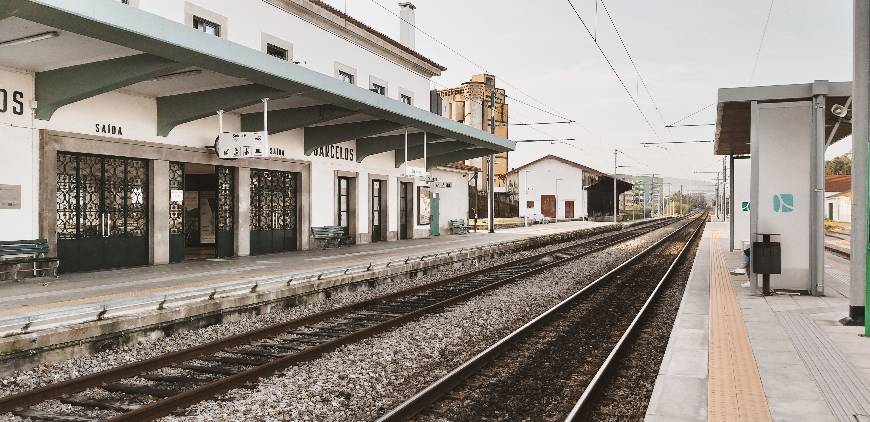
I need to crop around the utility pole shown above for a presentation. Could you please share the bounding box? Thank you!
[722,157,727,221]
[613,149,618,223]
[487,88,496,233]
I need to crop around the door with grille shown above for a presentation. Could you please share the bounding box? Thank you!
[56,153,149,273]
[250,169,298,255]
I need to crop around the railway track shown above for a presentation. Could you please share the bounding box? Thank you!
[0,217,680,421]
[378,213,705,422]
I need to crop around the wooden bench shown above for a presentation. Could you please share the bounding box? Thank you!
[0,239,60,281]
[449,219,471,235]
[311,226,350,248]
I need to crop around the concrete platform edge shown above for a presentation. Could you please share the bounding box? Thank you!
[645,223,710,422]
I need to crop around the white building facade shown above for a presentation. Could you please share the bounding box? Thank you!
[506,155,623,220]
[0,0,509,273]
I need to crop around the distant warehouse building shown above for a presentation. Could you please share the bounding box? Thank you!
[0,0,513,273]
[505,155,631,220]
[825,174,851,222]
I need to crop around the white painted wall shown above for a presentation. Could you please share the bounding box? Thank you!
[0,67,37,240]
[825,193,851,222]
[751,101,812,291]
[0,0,469,245]
[733,157,751,250]
[510,159,588,219]
[137,0,431,105]
[430,168,471,234]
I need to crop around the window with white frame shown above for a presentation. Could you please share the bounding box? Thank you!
[371,83,386,95]
[266,43,288,61]
[193,16,220,36]
[338,70,355,85]
[400,94,413,105]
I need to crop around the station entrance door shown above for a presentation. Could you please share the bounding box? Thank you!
[56,152,149,273]
[169,163,234,262]
[250,169,298,255]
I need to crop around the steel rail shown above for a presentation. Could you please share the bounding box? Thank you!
[0,218,675,419]
[564,215,705,421]
[376,213,703,421]
[109,218,683,421]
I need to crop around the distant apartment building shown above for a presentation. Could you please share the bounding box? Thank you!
[436,74,509,191]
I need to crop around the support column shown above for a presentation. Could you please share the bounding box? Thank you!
[729,155,736,251]
[149,160,169,265]
[235,167,251,257]
[851,0,869,325]
[812,91,826,296]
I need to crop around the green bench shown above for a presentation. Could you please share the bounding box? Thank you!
[449,219,471,235]
[0,239,60,281]
[311,226,350,248]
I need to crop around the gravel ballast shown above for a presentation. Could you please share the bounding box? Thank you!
[157,223,681,421]
[0,223,653,401]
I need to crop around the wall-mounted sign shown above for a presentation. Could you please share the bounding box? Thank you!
[269,147,286,157]
[96,123,123,136]
[0,184,21,209]
[741,201,750,212]
[312,145,354,161]
[431,181,452,188]
[170,189,184,203]
[216,132,268,159]
[406,166,428,177]
[418,186,431,225]
[0,89,25,116]
[773,194,794,213]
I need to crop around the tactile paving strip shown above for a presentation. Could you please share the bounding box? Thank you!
[708,228,772,422]
[778,311,870,421]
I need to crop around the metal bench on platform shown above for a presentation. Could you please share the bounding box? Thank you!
[0,239,60,281]
[449,219,471,235]
[311,226,350,248]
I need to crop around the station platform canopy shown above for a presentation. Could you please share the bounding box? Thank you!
[714,80,851,156]
[0,0,514,167]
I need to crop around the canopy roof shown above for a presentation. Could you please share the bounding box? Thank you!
[714,80,851,155]
[0,0,513,166]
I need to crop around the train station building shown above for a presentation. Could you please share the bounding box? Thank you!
[0,0,513,273]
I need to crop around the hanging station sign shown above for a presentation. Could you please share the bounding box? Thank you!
[405,166,428,177]
[215,132,269,159]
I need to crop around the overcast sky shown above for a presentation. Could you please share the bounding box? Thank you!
[322,0,854,181]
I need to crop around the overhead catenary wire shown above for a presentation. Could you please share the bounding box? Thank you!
[598,0,669,129]
[365,0,575,122]
[748,0,775,84]
[564,0,661,141]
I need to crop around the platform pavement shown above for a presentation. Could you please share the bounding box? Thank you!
[0,220,611,323]
[646,222,870,422]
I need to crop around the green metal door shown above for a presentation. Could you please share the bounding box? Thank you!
[430,192,440,237]
[55,153,149,273]
[168,162,185,263]
[215,166,234,258]
[250,169,298,255]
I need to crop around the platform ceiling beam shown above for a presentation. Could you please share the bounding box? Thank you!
[304,120,403,155]
[395,141,473,168]
[241,104,355,135]
[424,147,496,170]
[157,84,296,136]
[35,53,185,120]
[355,132,444,162]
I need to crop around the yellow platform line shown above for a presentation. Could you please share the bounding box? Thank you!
[708,227,772,422]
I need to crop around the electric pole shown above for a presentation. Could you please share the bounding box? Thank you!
[613,149,618,223]
[487,88,496,234]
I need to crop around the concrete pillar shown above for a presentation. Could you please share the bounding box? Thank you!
[812,86,827,296]
[849,0,869,323]
[235,166,250,257]
[149,160,169,265]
